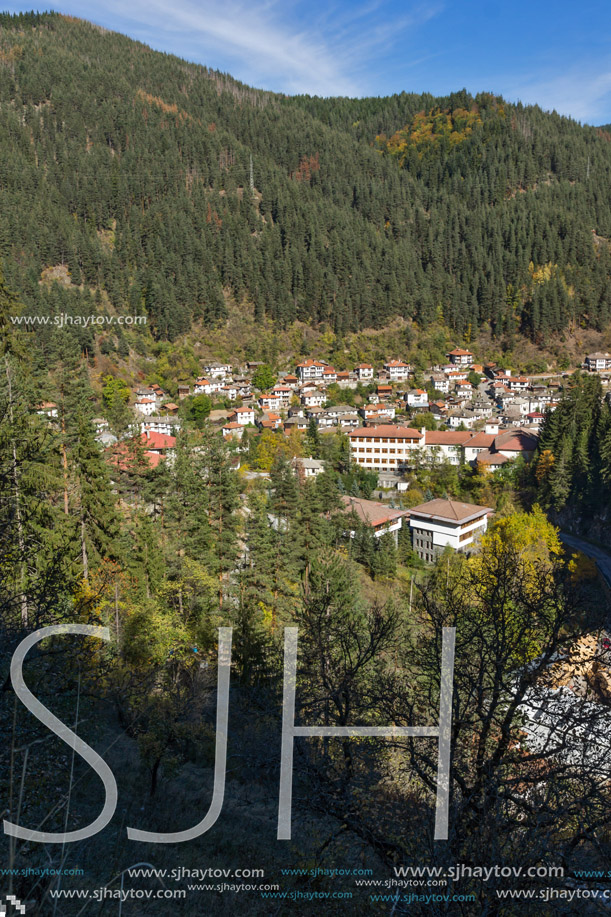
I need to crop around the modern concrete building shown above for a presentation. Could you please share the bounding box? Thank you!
[408,498,492,562]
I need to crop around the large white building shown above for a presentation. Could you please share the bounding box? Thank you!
[408,499,491,562]
[347,424,423,470]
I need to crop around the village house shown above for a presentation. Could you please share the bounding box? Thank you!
[525,411,546,428]
[230,406,256,426]
[36,401,58,419]
[355,363,374,381]
[91,417,108,434]
[301,390,326,408]
[202,361,232,378]
[338,413,361,430]
[408,498,491,562]
[283,416,308,433]
[177,385,190,400]
[281,374,299,388]
[141,430,177,455]
[429,373,450,394]
[377,384,392,400]
[340,495,410,542]
[429,401,449,422]
[585,352,611,372]
[360,404,396,423]
[384,360,411,382]
[193,377,213,395]
[453,381,473,400]
[221,384,239,401]
[258,413,282,431]
[222,422,244,440]
[335,370,356,388]
[475,452,510,472]
[313,410,337,429]
[446,410,477,429]
[140,415,181,436]
[347,424,423,470]
[377,470,409,493]
[293,457,325,478]
[405,389,429,409]
[271,385,293,408]
[134,397,156,416]
[322,367,337,384]
[295,359,326,381]
[320,404,357,423]
[492,429,539,460]
[258,392,282,412]
[505,375,530,392]
[446,348,474,366]
[462,429,498,464]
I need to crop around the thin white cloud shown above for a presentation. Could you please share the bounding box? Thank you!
[507,65,611,123]
[63,0,442,96]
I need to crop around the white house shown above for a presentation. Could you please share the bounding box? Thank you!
[221,384,239,401]
[446,348,474,366]
[430,373,450,394]
[271,385,293,408]
[258,392,282,412]
[134,397,156,416]
[36,401,58,419]
[301,391,326,408]
[230,406,256,426]
[384,360,411,382]
[222,422,244,440]
[360,404,397,423]
[322,367,337,384]
[140,415,182,436]
[193,377,213,395]
[585,352,611,372]
[202,362,232,378]
[296,359,326,381]
[447,410,477,429]
[406,389,429,409]
[355,363,374,381]
[293,457,325,478]
[341,495,410,542]
[408,498,491,562]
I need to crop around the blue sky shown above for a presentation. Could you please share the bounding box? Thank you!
[5,1,611,122]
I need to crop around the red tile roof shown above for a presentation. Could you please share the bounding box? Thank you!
[348,424,423,439]
[141,431,176,450]
[424,431,473,446]
[341,495,409,528]
[408,498,491,523]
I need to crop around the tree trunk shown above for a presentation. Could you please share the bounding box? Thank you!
[5,358,28,627]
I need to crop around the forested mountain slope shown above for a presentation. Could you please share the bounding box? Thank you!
[1,11,611,346]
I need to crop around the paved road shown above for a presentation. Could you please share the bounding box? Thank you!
[560,532,611,588]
